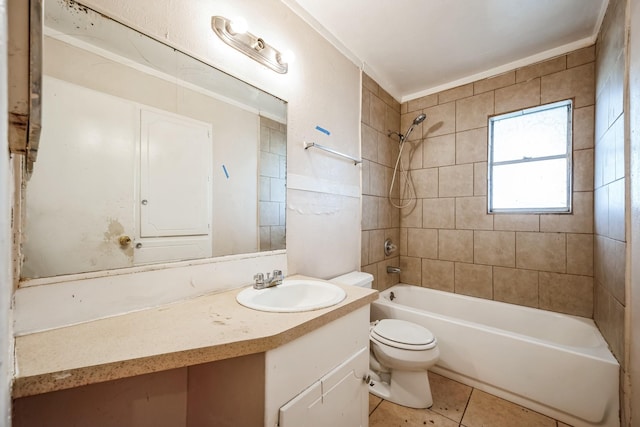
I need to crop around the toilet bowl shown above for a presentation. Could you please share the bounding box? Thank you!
[329,272,440,409]
[369,318,439,408]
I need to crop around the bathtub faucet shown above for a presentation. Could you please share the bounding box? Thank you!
[387,266,401,274]
[253,270,284,289]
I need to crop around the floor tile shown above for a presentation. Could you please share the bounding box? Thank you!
[369,393,383,415]
[461,389,556,427]
[429,371,472,422]
[369,400,459,427]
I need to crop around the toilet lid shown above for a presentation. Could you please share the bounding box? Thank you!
[371,319,436,350]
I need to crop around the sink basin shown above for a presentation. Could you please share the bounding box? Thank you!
[236,279,347,313]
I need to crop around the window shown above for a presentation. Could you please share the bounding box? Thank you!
[488,100,573,213]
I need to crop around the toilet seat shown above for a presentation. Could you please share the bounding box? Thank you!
[371,319,437,351]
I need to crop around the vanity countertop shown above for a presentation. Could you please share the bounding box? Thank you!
[12,276,378,398]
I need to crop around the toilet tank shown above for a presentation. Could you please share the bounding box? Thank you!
[329,272,373,288]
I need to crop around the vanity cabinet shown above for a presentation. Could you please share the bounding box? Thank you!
[13,291,374,427]
[265,306,370,427]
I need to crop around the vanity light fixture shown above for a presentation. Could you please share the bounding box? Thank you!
[211,16,290,74]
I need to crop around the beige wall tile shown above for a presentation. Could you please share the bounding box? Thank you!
[474,72,516,94]
[361,160,371,195]
[438,83,473,104]
[407,94,437,112]
[608,177,625,241]
[456,128,487,164]
[399,227,408,256]
[378,198,396,229]
[494,78,541,114]
[400,256,421,285]
[454,263,493,298]
[402,139,424,170]
[567,233,594,276]
[407,228,438,258]
[493,214,539,231]
[573,106,595,150]
[369,229,385,263]
[474,162,487,196]
[423,198,455,229]
[361,88,371,127]
[361,231,370,266]
[573,149,594,192]
[401,201,423,228]
[424,133,456,167]
[474,231,515,267]
[541,63,595,108]
[412,168,438,198]
[424,101,456,137]
[595,235,626,303]
[493,267,539,307]
[540,191,593,233]
[370,94,387,132]
[377,259,401,290]
[594,282,625,362]
[516,232,566,273]
[362,195,378,230]
[516,56,566,83]
[456,92,494,132]
[378,131,397,168]
[361,124,378,162]
[439,229,473,262]
[567,45,595,68]
[456,196,493,230]
[363,73,379,95]
[594,185,608,236]
[369,161,386,197]
[539,272,593,317]
[440,164,474,197]
[422,259,454,292]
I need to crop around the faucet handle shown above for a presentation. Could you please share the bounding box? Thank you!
[253,273,264,283]
[272,269,283,278]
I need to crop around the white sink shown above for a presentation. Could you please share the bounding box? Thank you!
[236,278,347,313]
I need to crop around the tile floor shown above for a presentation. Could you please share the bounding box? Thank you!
[368,372,573,427]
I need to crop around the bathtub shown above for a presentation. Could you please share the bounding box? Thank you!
[370,284,620,427]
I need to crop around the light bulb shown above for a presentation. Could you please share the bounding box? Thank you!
[278,49,295,65]
[228,16,248,34]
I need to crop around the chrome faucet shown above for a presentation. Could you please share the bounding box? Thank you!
[253,269,284,289]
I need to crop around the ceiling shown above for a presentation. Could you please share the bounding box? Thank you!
[282,0,609,102]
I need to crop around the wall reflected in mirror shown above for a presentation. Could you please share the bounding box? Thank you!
[21,0,287,280]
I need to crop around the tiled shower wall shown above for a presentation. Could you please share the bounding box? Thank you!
[594,0,627,374]
[362,47,596,318]
[360,76,401,290]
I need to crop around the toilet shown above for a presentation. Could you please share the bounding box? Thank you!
[330,272,440,409]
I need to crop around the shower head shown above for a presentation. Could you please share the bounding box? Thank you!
[413,113,427,125]
[401,113,427,142]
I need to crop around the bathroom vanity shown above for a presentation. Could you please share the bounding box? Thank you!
[12,277,377,426]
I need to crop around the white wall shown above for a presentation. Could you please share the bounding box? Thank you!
[0,0,13,423]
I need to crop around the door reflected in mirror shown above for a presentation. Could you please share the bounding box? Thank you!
[21,0,287,280]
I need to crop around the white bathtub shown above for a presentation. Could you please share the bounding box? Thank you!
[370,284,620,427]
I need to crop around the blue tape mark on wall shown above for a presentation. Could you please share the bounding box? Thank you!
[315,125,330,136]
[222,164,229,179]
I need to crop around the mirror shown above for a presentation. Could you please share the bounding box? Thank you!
[20,0,287,280]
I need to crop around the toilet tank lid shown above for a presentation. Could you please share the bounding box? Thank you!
[329,271,373,288]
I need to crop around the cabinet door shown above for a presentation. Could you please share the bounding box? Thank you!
[278,347,368,427]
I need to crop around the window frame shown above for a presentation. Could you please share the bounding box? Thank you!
[487,99,573,214]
